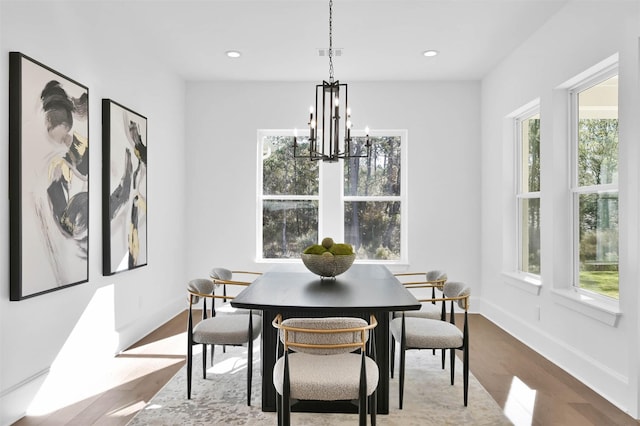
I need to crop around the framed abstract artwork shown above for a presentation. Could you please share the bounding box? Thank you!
[9,52,90,300]
[102,99,148,275]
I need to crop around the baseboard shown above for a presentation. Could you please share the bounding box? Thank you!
[481,299,632,418]
[0,368,49,426]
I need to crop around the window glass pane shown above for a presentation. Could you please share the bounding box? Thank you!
[578,192,619,298]
[263,135,319,196]
[263,200,318,259]
[521,114,540,193]
[519,198,540,274]
[344,136,401,196]
[344,201,400,260]
[577,76,618,187]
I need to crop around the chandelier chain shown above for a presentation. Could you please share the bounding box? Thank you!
[328,0,334,82]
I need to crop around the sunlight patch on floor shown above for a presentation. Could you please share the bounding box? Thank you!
[107,400,148,417]
[504,376,536,426]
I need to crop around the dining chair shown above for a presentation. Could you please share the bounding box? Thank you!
[390,281,470,408]
[391,270,448,376]
[272,314,379,426]
[208,268,262,360]
[186,278,261,405]
[209,267,262,316]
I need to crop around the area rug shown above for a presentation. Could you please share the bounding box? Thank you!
[128,345,512,425]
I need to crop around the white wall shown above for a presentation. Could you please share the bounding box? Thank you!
[481,0,640,418]
[185,80,482,290]
[0,2,188,424]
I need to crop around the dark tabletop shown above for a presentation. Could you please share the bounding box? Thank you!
[231,263,421,313]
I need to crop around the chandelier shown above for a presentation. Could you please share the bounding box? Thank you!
[293,0,371,162]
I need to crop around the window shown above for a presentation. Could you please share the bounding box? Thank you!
[570,69,619,299]
[515,109,541,275]
[344,135,402,260]
[258,130,406,262]
[260,131,319,259]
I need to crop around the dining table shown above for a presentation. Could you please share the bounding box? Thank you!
[230,263,421,414]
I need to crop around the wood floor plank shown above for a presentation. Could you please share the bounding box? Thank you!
[12,312,639,425]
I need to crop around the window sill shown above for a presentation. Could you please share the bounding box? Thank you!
[551,288,621,327]
[502,271,542,295]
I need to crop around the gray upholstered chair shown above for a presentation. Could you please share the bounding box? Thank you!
[390,281,470,408]
[272,315,379,426]
[186,278,261,404]
[391,270,448,375]
[209,267,262,316]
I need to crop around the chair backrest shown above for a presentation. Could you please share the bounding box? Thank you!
[210,267,233,282]
[273,315,377,355]
[187,278,215,304]
[426,270,447,284]
[426,269,447,289]
[443,281,471,310]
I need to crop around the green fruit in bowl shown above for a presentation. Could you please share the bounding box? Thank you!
[329,243,354,255]
[303,244,327,254]
[321,237,334,249]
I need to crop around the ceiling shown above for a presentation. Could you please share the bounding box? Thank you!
[55,0,571,81]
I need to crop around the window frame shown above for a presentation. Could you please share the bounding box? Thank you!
[257,129,322,262]
[342,129,408,264]
[256,128,408,264]
[568,64,619,300]
[514,106,541,277]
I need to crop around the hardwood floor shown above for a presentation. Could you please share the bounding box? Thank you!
[13,312,639,425]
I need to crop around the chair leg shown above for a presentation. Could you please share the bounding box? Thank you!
[359,353,367,426]
[283,396,291,426]
[370,391,377,426]
[202,343,208,379]
[441,348,446,369]
[187,306,194,399]
[463,346,469,406]
[399,341,406,410]
[283,352,291,426]
[187,343,193,399]
[450,345,456,385]
[247,336,253,406]
[463,314,470,406]
[276,393,283,426]
[399,316,406,410]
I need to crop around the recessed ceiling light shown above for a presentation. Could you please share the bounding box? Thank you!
[422,50,439,57]
[226,50,241,58]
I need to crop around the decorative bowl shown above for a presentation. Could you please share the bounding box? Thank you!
[301,253,356,278]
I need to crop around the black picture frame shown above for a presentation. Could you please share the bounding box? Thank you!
[9,52,90,300]
[102,99,148,276]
